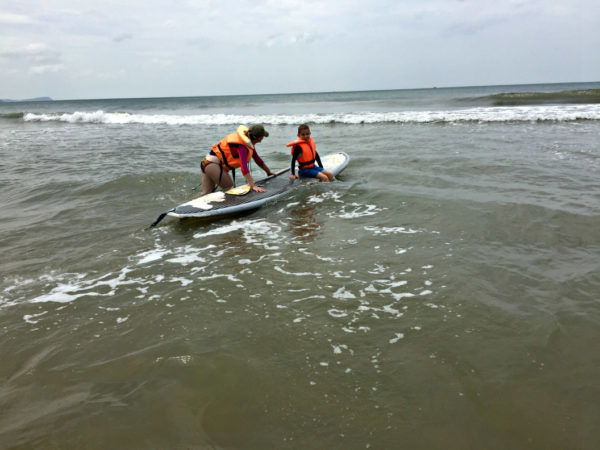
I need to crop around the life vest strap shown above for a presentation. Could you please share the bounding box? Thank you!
[298,159,315,168]
[216,144,238,185]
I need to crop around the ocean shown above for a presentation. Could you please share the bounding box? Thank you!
[1,82,600,449]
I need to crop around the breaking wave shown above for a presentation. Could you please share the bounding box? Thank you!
[20,104,600,125]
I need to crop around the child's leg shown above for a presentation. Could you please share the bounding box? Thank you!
[316,169,334,182]
[300,166,332,181]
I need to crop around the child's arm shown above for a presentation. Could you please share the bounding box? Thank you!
[315,152,323,168]
[290,146,301,178]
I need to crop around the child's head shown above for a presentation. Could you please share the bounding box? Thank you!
[297,123,311,141]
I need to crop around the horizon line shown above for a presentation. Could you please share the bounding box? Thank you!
[2,80,599,103]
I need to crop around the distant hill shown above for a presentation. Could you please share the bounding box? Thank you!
[0,97,53,103]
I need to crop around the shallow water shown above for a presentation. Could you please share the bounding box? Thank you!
[1,83,600,449]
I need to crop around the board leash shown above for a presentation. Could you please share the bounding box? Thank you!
[149,208,174,228]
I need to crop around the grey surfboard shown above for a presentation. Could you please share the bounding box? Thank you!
[150,152,349,225]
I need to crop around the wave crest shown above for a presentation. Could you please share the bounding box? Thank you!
[21,105,600,125]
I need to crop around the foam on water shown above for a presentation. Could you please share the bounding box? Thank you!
[28,268,134,304]
[364,225,421,235]
[193,218,277,238]
[275,266,321,277]
[23,311,48,324]
[21,103,600,125]
[137,247,171,264]
[0,191,451,410]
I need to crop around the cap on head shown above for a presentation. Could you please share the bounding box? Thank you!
[249,124,269,138]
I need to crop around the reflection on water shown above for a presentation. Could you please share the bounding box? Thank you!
[287,196,322,244]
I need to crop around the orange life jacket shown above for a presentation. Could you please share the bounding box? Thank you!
[212,125,254,171]
[287,136,316,169]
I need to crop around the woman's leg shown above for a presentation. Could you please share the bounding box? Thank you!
[201,163,233,195]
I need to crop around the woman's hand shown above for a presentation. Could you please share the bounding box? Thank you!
[252,185,266,193]
[289,174,297,180]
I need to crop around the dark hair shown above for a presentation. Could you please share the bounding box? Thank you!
[298,123,310,134]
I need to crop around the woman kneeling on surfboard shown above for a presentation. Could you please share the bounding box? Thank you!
[288,124,334,182]
[201,124,275,195]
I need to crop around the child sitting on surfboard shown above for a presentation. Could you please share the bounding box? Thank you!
[288,124,334,182]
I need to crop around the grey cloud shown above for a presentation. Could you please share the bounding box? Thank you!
[113,33,133,43]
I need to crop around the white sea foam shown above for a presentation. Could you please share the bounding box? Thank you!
[328,309,349,318]
[29,267,135,304]
[274,266,319,277]
[23,311,48,324]
[22,104,600,125]
[292,295,326,303]
[195,273,242,283]
[307,194,325,204]
[193,220,249,239]
[238,253,278,265]
[355,302,404,318]
[29,287,100,304]
[166,253,206,265]
[389,333,405,344]
[137,248,171,264]
[364,226,421,235]
[193,219,282,250]
[331,344,353,355]
[333,286,356,299]
[334,203,381,219]
[169,277,193,287]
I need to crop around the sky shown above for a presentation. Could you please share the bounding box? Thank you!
[1,0,599,100]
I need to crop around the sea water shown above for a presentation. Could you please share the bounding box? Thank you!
[1,82,600,448]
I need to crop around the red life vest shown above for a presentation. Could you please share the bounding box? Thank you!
[212,125,254,171]
[287,136,316,169]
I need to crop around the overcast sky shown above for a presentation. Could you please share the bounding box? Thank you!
[1,0,598,100]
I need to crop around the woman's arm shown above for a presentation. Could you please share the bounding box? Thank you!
[236,146,266,192]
